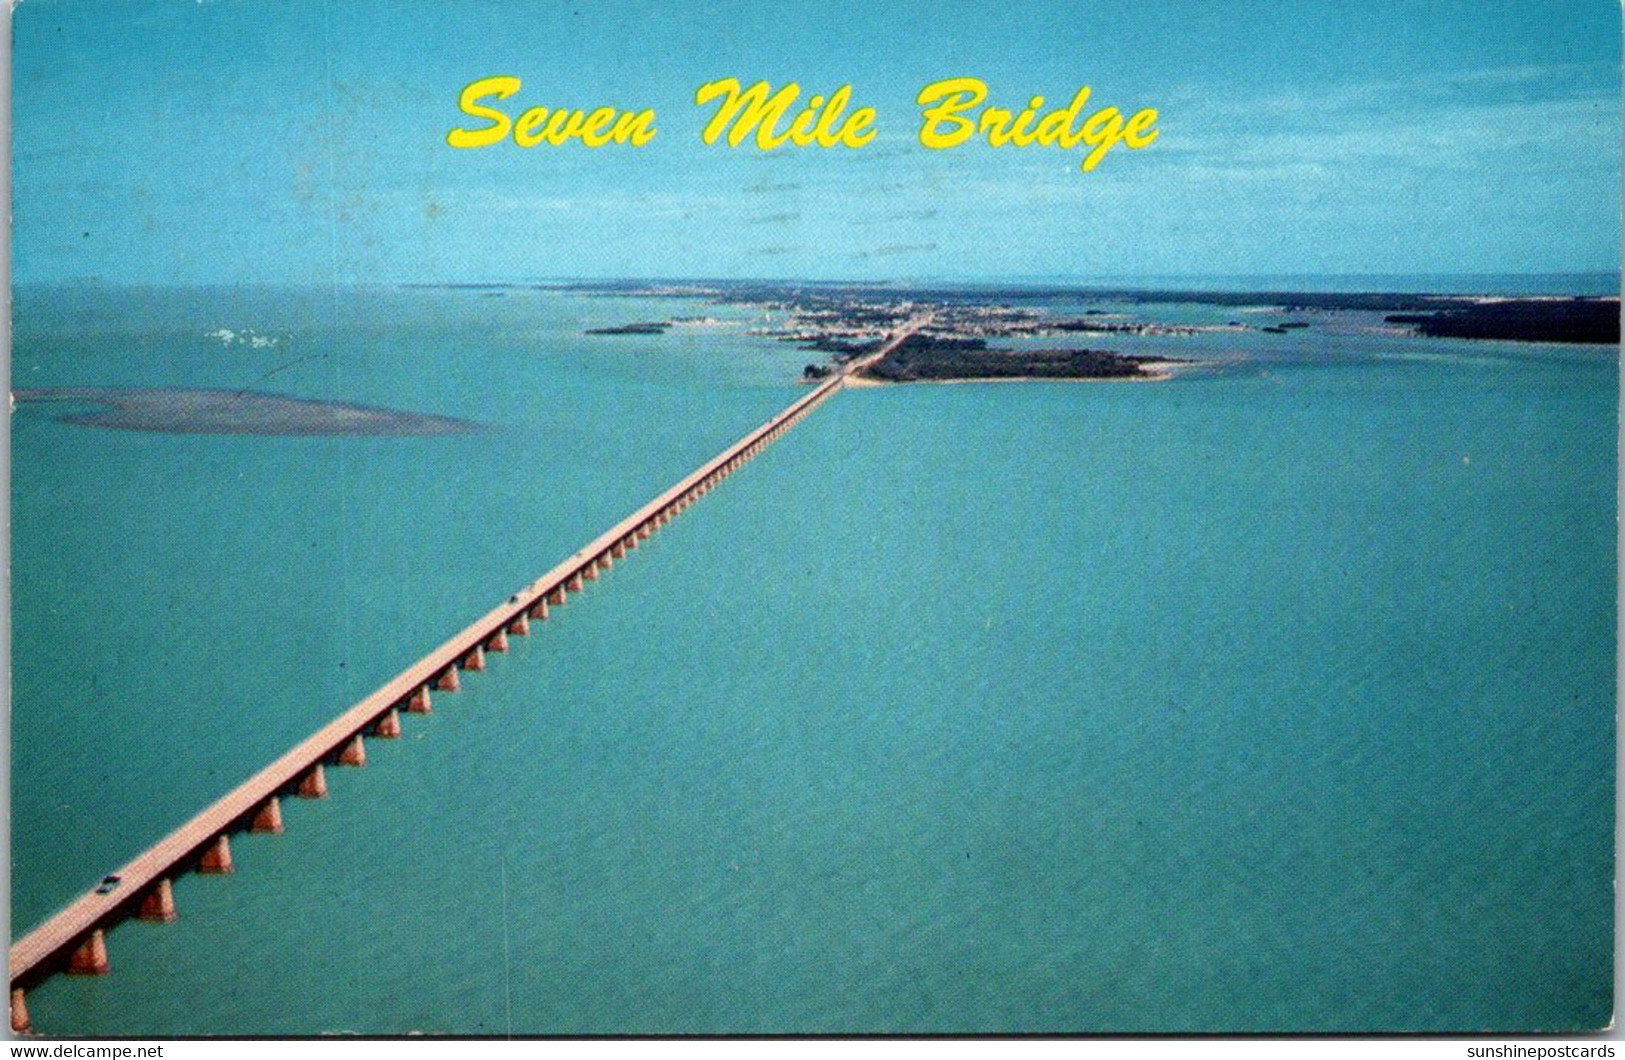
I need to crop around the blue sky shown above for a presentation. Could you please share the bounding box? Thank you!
[11,0,1621,283]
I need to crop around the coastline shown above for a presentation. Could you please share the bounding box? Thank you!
[842,359,1189,386]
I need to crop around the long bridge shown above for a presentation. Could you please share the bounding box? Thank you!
[7,316,926,1035]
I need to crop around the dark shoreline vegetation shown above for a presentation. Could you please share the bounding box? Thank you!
[14,388,481,436]
[1383,300,1619,344]
[584,321,670,335]
[851,334,1166,382]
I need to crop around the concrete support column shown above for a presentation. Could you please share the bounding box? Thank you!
[436,666,460,692]
[567,573,584,592]
[532,598,552,620]
[463,645,486,672]
[199,835,234,875]
[67,930,109,976]
[509,612,530,636]
[488,628,509,653]
[139,878,177,923]
[11,988,29,1034]
[625,535,638,551]
[597,553,612,571]
[547,587,566,606]
[250,797,284,834]
[338,734,367,767]
[406,686,432,714]
[141,877,178,921]
[374,709,402,739]
[582,562,598,581]
[297,764,328,799]
[611,541,626,559]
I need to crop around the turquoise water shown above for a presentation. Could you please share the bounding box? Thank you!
[11,287,1616,1033]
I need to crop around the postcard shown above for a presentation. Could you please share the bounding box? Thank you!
[7,0,1620,1039]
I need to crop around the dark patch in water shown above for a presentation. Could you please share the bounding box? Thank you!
[14,388,482,437]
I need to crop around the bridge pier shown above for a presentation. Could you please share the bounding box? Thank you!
[582,563,598,581]
[463,645,485,672]
[531,598,551,620]
[597,553,612,571]
[199,835,233,875]
[338,734,367,767]
[11,988,29,1034]
[487,628,509,653]
[406,686,432,714]
[297,764,328,798]
[567,573,584,592]
[138,878,177,923]
[509,612,530,636]
[66,930,108,976]
[250,797,284,834]
[436,666,460,692]
[624,534,638,551]
[611,541,626,559]
[374,710,402,739]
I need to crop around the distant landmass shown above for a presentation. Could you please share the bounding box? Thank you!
[1383,299,1618,344]
[551,280,1618,348]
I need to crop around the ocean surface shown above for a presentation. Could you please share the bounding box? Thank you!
[9,282,1616,1033]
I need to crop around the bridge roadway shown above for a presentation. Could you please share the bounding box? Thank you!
[7,315,926,1033]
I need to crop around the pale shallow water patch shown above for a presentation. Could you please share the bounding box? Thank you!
[13,387,482,437]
